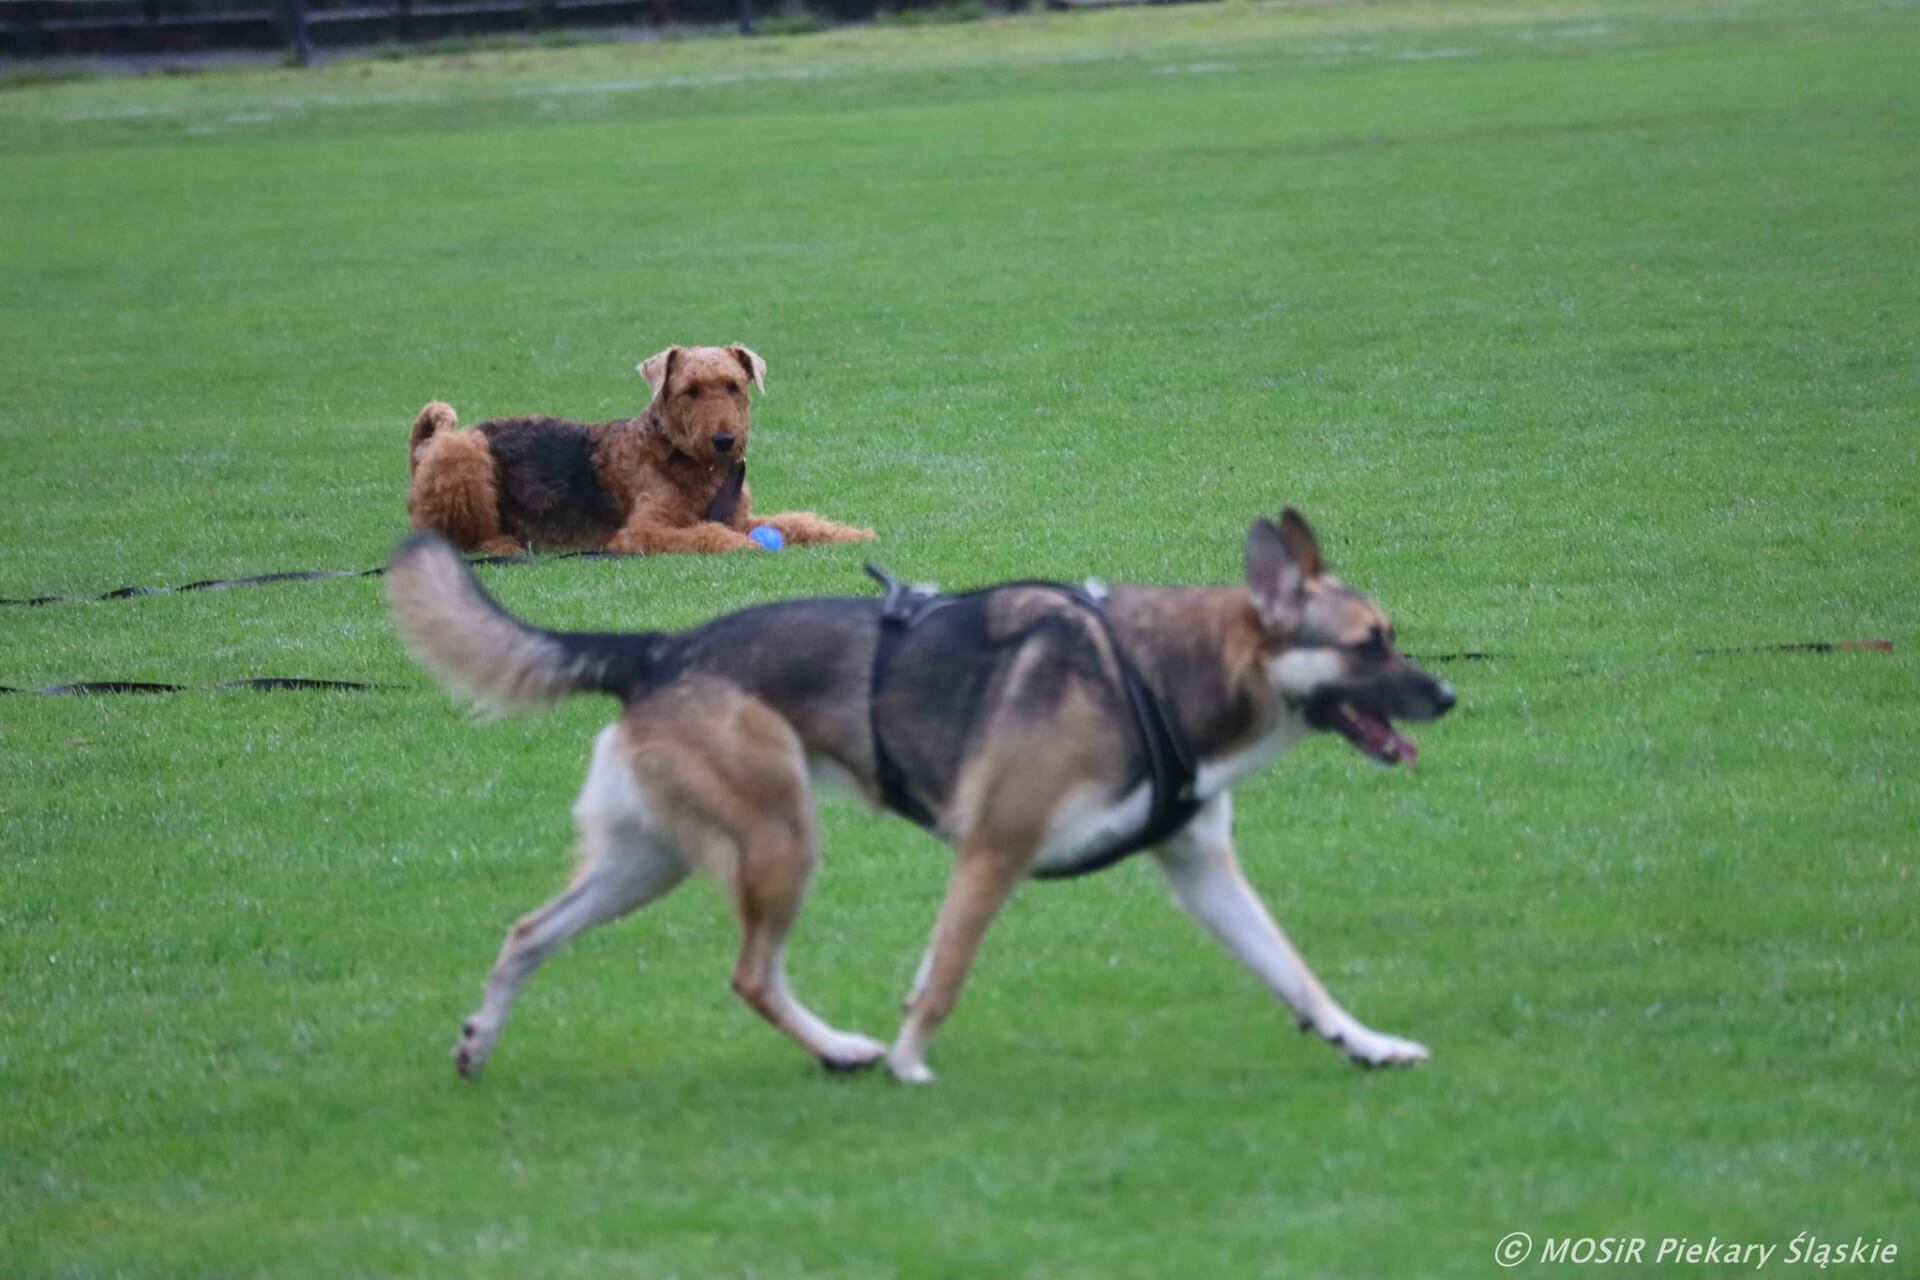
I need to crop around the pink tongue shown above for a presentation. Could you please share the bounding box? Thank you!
[1388,729,1418,767]
[1353,709,1419,766]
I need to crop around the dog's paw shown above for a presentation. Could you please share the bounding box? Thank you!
[885,1052,937,1085]
[818,1032,887,1074]
[1331,1025,1429,1069]
[453,1016,495,1079]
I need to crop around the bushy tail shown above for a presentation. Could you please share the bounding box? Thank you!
[409,401,458,476]
[386,533,656,714]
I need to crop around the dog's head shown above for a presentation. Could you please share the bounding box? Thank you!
[637,344,767,466]
[1244,509,1455,766]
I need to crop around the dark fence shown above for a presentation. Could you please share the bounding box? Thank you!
[0,0,897,60]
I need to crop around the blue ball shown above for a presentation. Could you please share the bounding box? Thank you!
[749,526,785,551]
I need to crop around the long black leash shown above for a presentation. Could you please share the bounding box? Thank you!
[2,466,751,609]
[0,549,631,608]
[0,677,384,696]
[864,565,1201,877]
[4,545,1895,698]
[7,639,1888,700]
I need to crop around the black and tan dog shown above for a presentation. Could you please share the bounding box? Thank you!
[406,344,875,556]
[386,510,1454,1083]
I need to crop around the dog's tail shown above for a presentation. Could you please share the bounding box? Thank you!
[386,532,658,715]
[409,401,458,476]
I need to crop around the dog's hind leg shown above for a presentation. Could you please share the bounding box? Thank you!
[453,727,688,1078]
[1153,795,1429,1069]
[629,687,885,1072]
[724,817,887,1072]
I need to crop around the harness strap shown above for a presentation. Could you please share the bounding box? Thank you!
[703,461,747,524]
[863,565,1202,870]
[866,565,951,829]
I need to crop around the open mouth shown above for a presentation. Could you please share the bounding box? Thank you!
[1323,702,1418,767]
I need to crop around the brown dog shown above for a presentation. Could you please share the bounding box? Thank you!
[405,344,875,555]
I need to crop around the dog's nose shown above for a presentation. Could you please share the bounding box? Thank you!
[712,434,736,454]
[1433,682,1457,715]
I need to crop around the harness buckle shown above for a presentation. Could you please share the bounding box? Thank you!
[866,563,944,629]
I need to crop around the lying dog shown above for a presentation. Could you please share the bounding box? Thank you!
[386,510,1454,1082]
[405,343,875,555]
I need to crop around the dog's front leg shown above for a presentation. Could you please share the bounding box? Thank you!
[607,519,759,555]
[885,843,1026,1083]
[1154,795,1429,1068]
[753,512,877,546]
[724,480,873,545]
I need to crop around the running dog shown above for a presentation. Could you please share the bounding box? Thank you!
[405,343,875,555]
[386,510,1455,1083]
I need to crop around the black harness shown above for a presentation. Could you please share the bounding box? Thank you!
[865,565,1202,878]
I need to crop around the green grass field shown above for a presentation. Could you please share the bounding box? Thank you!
[4,0,1917,1274]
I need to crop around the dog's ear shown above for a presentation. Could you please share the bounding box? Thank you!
[637,346,681,398]
[1275,507,1324,579]
[1245,517,1307,629]
[727,344,767,393]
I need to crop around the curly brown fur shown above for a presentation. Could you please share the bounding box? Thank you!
[405,345,876,556]
[406,418,510,553]
[409,401,458,477]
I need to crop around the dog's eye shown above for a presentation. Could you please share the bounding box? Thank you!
[1355,627,1389,660]
[727,380,740,395]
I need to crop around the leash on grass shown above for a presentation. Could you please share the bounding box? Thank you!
[2,554,1895,695]
[1411,639,1895,661]
[0,549,636,608]
[0,466,756,608]
[2,559,1900,660]
[0,678,387,696]
[3,641,1894,698]
[0,550,1902,661]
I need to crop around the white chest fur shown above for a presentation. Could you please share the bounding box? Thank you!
[1030,705,1309,873]
[1031,780,1154,875]
[1194,706,1310,799]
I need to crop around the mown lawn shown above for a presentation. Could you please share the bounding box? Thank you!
[2,0,1916,1275]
